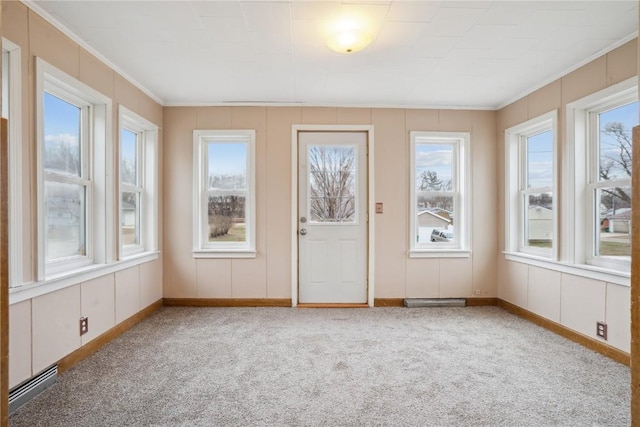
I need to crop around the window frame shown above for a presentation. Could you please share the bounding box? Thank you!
[192,129,256,258]
[3,38,23,288]
[118,106,158,259]
[409,131,471,258]
[565,78,637,273]
[36,58,112,280]
[505,110,558,260]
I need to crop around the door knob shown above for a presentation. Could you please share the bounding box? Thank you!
[299,228,307,235]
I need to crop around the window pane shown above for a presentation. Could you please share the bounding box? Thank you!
[43,92,82,176]
[415,195,454,244]
[121,191,139,246]
[45,181,85,260]
[598,101,638,182]
[208,195,246,242]
[121,128,137,186]
[308,146,356,223]
[597,187,631,257]
[208,143,247,190]
[415,144,453,192]
[526,130,553,188]
[525,193,553,249]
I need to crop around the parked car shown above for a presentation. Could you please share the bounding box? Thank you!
[431,229,454,242]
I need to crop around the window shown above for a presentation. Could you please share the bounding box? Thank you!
[409,131,470,257]
[36,58,111,279]
[568,78,637,272]
[192,130,256,258]
[3,39,22,288]
[119,107,158,258]
[505,111,557,259]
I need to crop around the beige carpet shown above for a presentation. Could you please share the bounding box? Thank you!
[10,306,630,426]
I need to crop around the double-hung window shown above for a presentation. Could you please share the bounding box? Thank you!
[568,78,637,272]
[36,58,111,279]
[409,131,470,257]
[193,130,256,258]
[119,107,158,258]
[505,111,557,258]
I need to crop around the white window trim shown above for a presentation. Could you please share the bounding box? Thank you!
[565,77,636,273]
[3,38,23,288]
[192,129,256,258]
[409,131,471,258]
[118,106,159,259]
[505,110,558,260]
[36,57,113,280]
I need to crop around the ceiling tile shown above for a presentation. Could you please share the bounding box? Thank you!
[421,8,486,37]
[200,16,249,43]
[385,1,440,23]
[241,1,292,35]
[190,1,243,17]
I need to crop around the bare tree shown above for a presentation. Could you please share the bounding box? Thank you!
[308,146,356,221]
[600,122,632,208]
[417,170,453,212]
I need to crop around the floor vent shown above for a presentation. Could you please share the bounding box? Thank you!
[9,364,58,414]
[404,298,466,308]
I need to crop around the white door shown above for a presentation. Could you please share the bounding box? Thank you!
[298,131,367,303]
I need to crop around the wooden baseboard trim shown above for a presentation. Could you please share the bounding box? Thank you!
[498,299,630,366]
[57,299,163,375]
[297,303,369,308]
[163,298,292,307]
[374,298,404,307]
[466,297,499,306]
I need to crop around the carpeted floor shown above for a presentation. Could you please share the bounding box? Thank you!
[10,306,630,426]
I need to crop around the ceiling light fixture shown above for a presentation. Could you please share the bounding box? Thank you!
[327,29,371,54]
[326,18,371,54]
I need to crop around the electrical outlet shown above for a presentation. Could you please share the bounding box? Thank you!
[80,317,89,336]
[596,321,607,340]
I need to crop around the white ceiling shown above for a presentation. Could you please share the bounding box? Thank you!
[31,0,638,109]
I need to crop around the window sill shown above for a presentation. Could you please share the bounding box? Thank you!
[9,251,160,305]
[503,252,630,286]
[193,250,257,259]
[409,249,471,259]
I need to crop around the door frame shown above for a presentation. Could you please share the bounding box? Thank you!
[291,125,375,307]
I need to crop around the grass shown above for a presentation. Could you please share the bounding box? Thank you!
[527,240,552,248]
[211,223,246,242]
[599,240,630,256]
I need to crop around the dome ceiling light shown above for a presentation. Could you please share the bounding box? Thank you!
[326,18,372,54]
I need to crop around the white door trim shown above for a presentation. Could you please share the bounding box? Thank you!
[291,125,375,307]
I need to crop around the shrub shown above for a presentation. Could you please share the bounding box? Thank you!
[209,215,233,238]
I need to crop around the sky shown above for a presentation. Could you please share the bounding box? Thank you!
[415,143,452,186]
[208,142,247,177]
[599,100,638,181]
[527,129,553,189]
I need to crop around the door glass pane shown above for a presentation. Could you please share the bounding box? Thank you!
[598,101,637,182]
[45,181,85,260]
[208,194,246,242]
[121,191,139,246]
[308,145,356,223]
[121,128,138,185]
[526,130,553,188]
[415,194,454,244]
[524,193,553,249]
[596,187,631,257]
[43,92,82,177]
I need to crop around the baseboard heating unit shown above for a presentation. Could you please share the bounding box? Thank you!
[404,298,466,308]
[9,364,58,414]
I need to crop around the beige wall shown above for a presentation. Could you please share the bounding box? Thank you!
[497,39,637,353]
[163,107,498,301]
[4,1,164,388]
